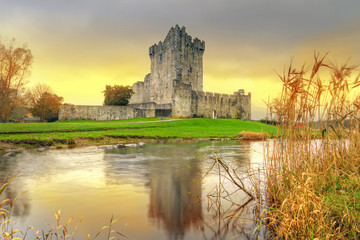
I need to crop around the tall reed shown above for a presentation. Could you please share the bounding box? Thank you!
[265,53,360,239]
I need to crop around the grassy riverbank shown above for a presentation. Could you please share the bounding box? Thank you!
[0,118,275,148]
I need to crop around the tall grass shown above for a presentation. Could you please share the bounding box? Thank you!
[265,53,360,239]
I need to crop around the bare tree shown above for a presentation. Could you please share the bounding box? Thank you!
[0,38,33,122]
[26,83,51,105]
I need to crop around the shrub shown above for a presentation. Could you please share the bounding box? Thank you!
[238,131,268,140]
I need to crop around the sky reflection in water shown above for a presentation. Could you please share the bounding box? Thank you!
[0,141,265,240]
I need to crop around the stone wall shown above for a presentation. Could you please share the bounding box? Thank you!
[172,80,192,118]
[192,89,251,119]
[130,74,151,104]
[144,74,151,102]
[128,102,157,109]
[128,102,172,110]
[129,81,144,104]
[155,103,172,109]
[59,105,155,121]
[172,81,251,119]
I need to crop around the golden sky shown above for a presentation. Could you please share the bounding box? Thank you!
[1,0,360,119]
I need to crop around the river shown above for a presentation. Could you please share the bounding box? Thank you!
[0,141,266,240]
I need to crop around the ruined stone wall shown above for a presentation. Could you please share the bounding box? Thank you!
[59,105,155,121]
[191,89,251,119]
[235,90,251,120]
[172,80,192,118]
[172,81,251,119]
[128,102,157,110]
[155,103,172,109]
[128,102,172,110]
[143,74,151,102]
[130,74,152,104]
[129,81,144,104]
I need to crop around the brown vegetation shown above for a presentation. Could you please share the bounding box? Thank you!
[26,83,63,122]
[238,131,269,140]
[0,38,33,122]
[264,53,360,239]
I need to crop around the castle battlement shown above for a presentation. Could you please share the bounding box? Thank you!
[130,25,251,120]
[149,25,205,58]
[59,25,251,121]
[205,92,214,97]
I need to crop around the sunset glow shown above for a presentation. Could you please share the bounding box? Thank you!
[2,0,360,119]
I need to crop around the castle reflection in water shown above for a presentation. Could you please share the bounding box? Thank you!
[0,140,261,240]
[147,148,203,239]
[102,141,256,239]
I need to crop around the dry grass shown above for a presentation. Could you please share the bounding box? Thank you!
[264,52,360,239]
[238,131,269,140]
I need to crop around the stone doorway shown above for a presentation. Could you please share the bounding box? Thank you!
[212,110,217,119]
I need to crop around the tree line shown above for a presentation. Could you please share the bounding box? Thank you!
[0,37,135,123]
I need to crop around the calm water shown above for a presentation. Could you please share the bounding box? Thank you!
[0,141,266,240]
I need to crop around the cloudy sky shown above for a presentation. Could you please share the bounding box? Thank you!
[1,0,360,119]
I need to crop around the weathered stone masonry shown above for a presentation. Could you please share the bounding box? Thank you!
[59,25,251,121]
[130,25,251,119]
[59,105,155,121]
[172,80,251,119]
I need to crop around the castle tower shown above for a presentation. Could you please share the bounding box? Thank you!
[60,25,251,121]
[147,25,205,104]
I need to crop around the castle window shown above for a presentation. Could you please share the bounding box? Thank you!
[189,67,192,73]
[192,55,195,60]
[159,54,163,62]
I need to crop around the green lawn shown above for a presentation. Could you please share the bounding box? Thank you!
[0,118,276,141]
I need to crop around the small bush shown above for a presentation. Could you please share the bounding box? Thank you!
[238,131,268,140]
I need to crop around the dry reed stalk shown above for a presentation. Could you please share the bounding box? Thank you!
[202,152,265,239]
[265,52,360,239]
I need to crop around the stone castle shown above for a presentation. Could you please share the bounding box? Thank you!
[59,25,251,121]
